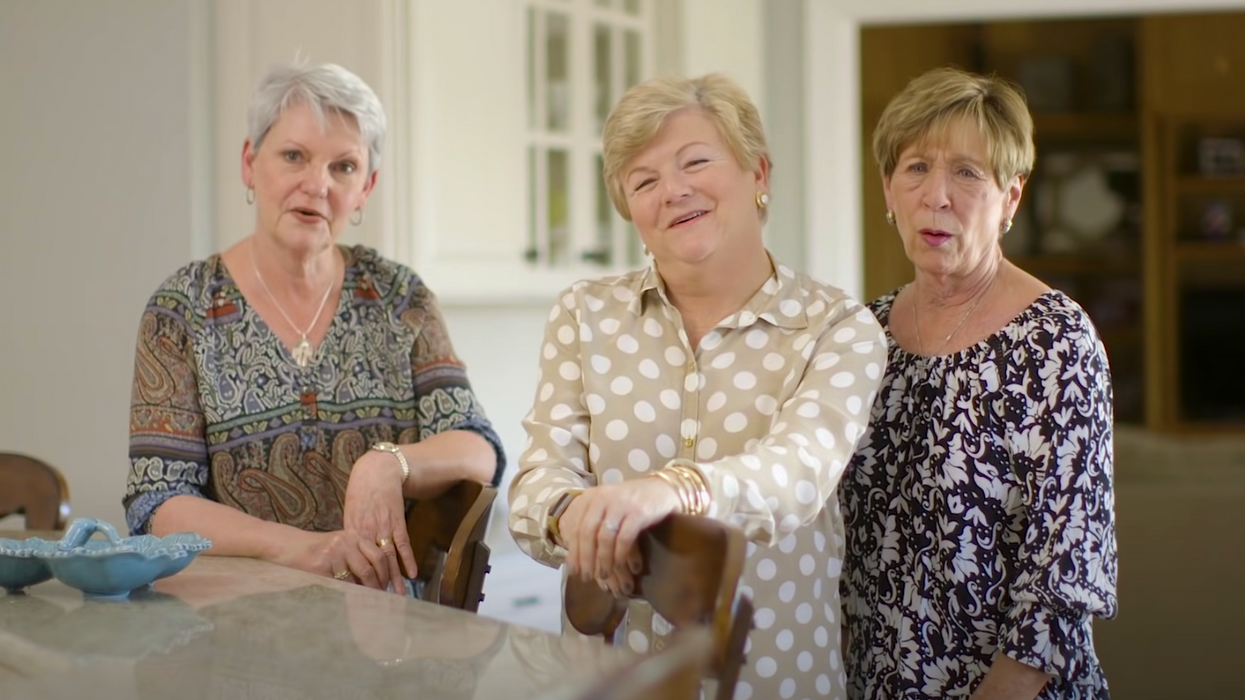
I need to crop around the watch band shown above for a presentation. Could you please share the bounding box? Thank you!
[370,442,410,483]
[547,489,583,547]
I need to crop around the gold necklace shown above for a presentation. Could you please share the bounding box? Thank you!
[911,277,993,356]
[249,242,337,368]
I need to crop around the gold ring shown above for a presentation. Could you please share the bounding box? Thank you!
[377,537,392,548]
[333,569,351,580]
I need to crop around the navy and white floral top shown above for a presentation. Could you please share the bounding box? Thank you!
[124,245,504,535]
[840,289,1118,699]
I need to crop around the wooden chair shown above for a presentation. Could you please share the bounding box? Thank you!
[0,452,71,530]
[573,626,713,700]
[564,514,753,700]
[403,480,497,612]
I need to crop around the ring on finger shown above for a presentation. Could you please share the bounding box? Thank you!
[602,521,619,533]
[333,569,352,581]
[377,537,392,548]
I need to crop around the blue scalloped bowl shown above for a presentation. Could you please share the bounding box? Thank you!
[40,519,212,599]
[0,541,54,593]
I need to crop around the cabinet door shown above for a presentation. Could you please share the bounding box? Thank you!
[1144,12,1245,115]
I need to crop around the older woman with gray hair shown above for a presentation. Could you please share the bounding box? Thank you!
[840,66,1118,699]
[508,73,886,699]
[124,62,504,593]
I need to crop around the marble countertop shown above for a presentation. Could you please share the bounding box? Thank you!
[0,542,635,700]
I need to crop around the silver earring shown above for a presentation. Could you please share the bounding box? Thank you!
[1001,218,1013,234]
[755,191,770,209]
[885,210,896,227]
[351,209,364,226]
[246,187,255,205]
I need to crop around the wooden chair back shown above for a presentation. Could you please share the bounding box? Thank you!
[403,480,497,612]
[573,626,713,700]
[564,514,752,700]
[0,453,70,530]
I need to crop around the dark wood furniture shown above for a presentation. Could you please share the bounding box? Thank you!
[0,452,70,530]
[404,480,497,612]
[564,513,752,700]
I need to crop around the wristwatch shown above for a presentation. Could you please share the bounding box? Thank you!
[370,442,410,483]
[547,489,583,547]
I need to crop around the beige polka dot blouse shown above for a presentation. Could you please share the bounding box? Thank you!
[508,257,886,700]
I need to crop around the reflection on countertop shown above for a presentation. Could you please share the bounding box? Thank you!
[0,554,633,700]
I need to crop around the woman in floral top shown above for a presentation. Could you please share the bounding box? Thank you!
[839,66,1118,699]
[508,74,886,700]
[125,62,503,594]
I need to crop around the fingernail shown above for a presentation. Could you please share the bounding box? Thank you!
[597,580,609,592]
[621,580,633,595]
[629,558,641,575]
[598,568,609,580]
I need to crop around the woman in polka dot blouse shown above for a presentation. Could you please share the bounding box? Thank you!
[840,67,1118,700]
[507,73,887,700]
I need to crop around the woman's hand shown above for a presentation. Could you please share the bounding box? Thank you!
[277,528,400,593]
[558,477,681,595]
[343,449,419,592]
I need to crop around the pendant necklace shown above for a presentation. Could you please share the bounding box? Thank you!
[250,242,337,368]
[911,275,994,356]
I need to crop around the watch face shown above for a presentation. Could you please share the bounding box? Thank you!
[372,441,398,452]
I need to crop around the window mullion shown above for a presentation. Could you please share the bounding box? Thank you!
[569,4,597,267]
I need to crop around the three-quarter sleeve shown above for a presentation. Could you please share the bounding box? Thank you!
[404,284,507,486]
[683,301,886,544]
[997,312,1119,682]
[124,296,211,535]
[507,294,596,567]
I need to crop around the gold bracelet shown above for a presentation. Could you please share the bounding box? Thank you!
[653,464,711,516]
[651,470,688,512]
[677,464,711,516]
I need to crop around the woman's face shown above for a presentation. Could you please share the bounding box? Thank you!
[883,117,1022,278]
[242,101,376,254]
[623,108,768,267]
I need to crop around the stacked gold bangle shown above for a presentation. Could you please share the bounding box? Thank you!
[651,463,711,516]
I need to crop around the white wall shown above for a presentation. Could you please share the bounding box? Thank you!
[0,0,211,528]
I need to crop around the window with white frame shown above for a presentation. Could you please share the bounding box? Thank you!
[524,0,653,270]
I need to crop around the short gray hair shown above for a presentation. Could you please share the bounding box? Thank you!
[247,62,386,178]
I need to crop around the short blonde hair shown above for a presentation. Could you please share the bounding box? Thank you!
[602,74,769,221]
[873,66,1034,186]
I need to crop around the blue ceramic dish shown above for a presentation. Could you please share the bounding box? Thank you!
[0,540,55,593]
[42,519,211,599]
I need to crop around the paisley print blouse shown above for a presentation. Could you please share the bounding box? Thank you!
[840,290,1118,699]
[124,245,504,535]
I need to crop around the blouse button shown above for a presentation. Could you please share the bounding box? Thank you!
[684,438,694,448]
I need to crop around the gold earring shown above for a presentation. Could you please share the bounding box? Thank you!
[755,191,770,209]
[1001,218,1013,234]
[351,209,364,226]
[246,187,255,205]
[885,210,896,227]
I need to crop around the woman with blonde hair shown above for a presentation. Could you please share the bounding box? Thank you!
[840,66,1118,699]
[509,73,886,699]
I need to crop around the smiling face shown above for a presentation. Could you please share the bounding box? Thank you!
[623,108,769,268]
[242,101,377,255]
[883,117,1023,278]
